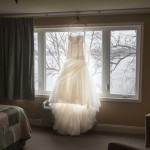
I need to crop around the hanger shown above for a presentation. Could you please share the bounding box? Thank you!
[67,16,87,39]
[67,16,87,27]
[14,0,18,4]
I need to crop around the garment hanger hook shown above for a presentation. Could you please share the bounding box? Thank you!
[14,0,18,4]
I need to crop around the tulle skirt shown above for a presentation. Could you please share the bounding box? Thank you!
[49,58,100,135]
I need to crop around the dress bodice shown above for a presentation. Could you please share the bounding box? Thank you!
[67,35,84,59]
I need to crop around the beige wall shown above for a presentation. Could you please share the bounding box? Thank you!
[1,13,150,127]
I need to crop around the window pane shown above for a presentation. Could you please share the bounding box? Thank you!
[110,30,137,95]
[45,32,68,91]
[34,32,38,91]
[85,31,102,94]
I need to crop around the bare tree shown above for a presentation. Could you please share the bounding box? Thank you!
[34,33,39,90]
[46,32,68,77]
[110,31,136,71]
[110,30,137,94]
[85,31,102,76]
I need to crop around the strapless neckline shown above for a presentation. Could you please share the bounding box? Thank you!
[69,35,83,39]
[69,35,83,43]
[69,35,82,38]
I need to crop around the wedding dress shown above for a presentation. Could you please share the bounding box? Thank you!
[48,35,100,135]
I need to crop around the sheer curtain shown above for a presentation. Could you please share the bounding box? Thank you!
[0,18,34,100]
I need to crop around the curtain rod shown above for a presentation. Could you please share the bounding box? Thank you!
[0,8,150,18]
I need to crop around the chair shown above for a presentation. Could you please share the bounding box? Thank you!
[42,100,54,127]
[146,114,150,148]
[108,142,145,150]
[108,114,150,150]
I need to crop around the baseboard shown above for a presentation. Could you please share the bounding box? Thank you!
[93,123,145,135]
[28,118,145,135]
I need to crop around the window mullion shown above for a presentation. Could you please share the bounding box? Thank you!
[44,32,46,92]
[102,28,110,97]
[136,26,142,100]
[106,28,111,97]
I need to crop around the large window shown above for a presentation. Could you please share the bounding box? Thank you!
[34,25,142,101]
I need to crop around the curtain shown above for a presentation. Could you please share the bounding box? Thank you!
[0,18,34,100]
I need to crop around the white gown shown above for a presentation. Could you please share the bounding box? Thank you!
[48,35,100,135]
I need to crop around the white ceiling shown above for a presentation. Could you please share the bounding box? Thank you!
[0,0,150,15]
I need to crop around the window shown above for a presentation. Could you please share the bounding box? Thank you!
[34,25,142,101]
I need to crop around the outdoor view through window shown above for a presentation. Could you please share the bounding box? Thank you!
[34,25,141,100]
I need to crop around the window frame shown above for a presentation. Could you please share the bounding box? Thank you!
[102,25,142,101]
[34,24,143,102]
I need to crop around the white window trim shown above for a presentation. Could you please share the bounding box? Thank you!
[34,24,143,102]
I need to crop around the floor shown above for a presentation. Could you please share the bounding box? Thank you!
[24,126,145,150]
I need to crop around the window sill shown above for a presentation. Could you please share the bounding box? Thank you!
[35,94,141,103]
[100,97,141,103]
